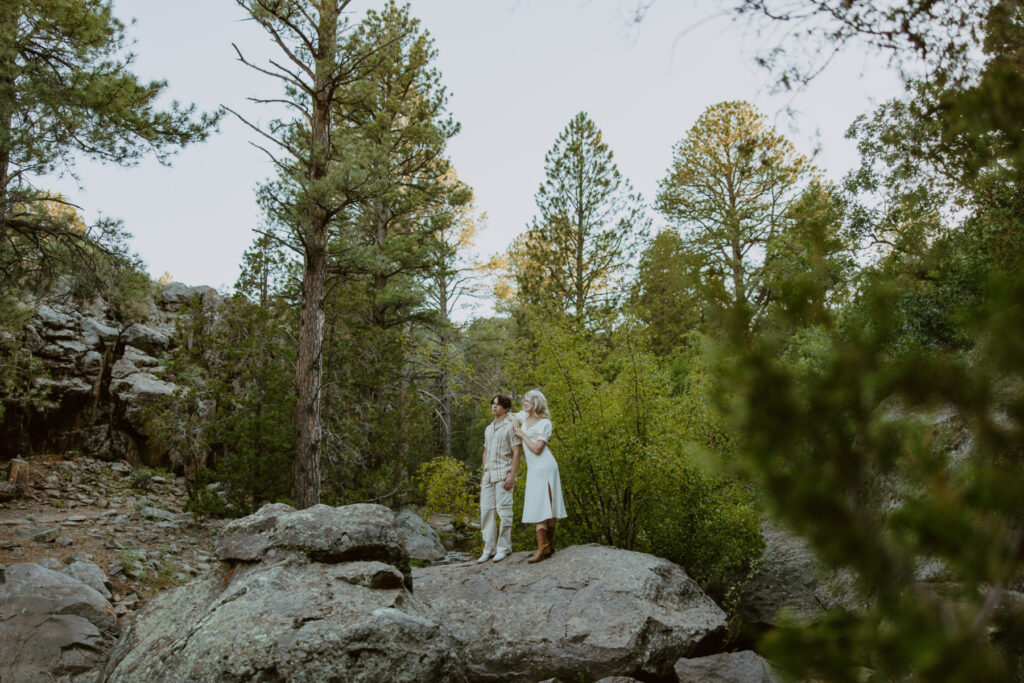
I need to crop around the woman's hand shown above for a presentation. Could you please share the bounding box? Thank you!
[512,424,525,438]
[503,473,515,491]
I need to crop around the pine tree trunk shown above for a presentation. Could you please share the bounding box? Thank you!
[0,2,16,210]
[291,5,341,509]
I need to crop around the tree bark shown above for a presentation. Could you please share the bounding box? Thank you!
[0,2,17,210]
[7,458,29,487]
[291,4,341,509]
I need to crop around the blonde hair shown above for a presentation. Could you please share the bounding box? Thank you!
[523,389,550,419]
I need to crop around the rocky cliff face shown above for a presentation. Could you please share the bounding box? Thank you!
[2,282,220,466]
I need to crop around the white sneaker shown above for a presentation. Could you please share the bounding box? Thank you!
[476,552,491,564]
[492,550,509,562]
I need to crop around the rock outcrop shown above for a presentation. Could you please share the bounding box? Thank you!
[395,507,447,562]
[3,282,220,465]
[101,503,466,682]
[413,544,728,681]
[740,521,860,628]
[0,562,121,683]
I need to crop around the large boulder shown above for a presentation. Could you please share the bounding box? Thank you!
[395,507,447,562]
[413,544,727,681]
[0,562,121,683]
[674,651,780,682]
[102,503,465,682]
[740,521,859,627]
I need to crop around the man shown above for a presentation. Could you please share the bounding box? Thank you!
[478,394,522,563]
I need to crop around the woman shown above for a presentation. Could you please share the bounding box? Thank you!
[513,389,567,563]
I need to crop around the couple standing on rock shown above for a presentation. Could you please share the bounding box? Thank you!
[478,389,567,565]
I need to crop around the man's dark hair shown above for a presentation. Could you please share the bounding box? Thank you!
[493,394,512,410]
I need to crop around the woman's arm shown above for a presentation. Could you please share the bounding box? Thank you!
[515,428,546,455]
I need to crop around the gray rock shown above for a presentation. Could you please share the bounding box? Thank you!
[102,505,465,683]
[62,561,113,599]
[216,503,411,587]
[110,357,139,380]
[0,563,120,683]
[138,506,180,522]
[740,521,860,627]
[413,544,727,681]
[121,323,170,355]
[81,317,119,345]
[122,344,159,368]
[36,304,75,329]
[14,526,61,543]
[111,371,177,426]
[34,377,92,397]
[79,350,104,372]
[395,507,447,562]
[23,324,45,351]
[674,651,780,682]
[56,339,89,354]
[160,281,215,307]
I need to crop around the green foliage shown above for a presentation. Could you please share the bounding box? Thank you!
[529,319,763,600]
[145,253,294,516]
[510,111,648,329]
[719,261,1024,679]
[0,329,54,424]
[0,0,217,298]
[631,229,724,352]
[415,455,476,526]
[656,100,815,320]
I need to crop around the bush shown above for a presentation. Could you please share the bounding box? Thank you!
[415,455,476,526]
[529,319,763,602]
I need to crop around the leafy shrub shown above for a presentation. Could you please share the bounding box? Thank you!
[529,319,763,601]
[415,455,476,526]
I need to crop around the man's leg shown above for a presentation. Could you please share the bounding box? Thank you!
[493,484,514,560]
[479,480,497,562]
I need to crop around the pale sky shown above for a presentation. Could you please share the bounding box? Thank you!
[41,0,902,309]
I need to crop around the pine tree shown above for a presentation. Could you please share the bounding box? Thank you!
[0,0,217,298]
[513,112,648,328]
[656,101,813,320]
[233,0,399,508]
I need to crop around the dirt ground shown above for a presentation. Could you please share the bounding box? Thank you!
[1,454,225,616]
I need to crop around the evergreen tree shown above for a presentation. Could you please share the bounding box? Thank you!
[313,2,466,501]
[512,112,648,328]
[656,100,813,321]
[418,172,485,459]
[630,229,724,353]
[233,0,404,508]
[0,0,216,304]
[710,3,1024,679]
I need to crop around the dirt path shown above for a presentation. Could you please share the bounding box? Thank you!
[1,455,224,616]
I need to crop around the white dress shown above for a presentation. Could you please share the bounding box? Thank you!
[521,418,567,523]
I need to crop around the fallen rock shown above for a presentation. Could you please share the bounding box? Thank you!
[61,560,113,599]
[0,563,120,683]
[395,507,446,562]
[674,651,779,682]
[413,544,727,681]
[102,503,465,682]
[14,525,61,543]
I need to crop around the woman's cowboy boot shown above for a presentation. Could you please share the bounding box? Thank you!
[546,519,556,554]
[528,527,552,563]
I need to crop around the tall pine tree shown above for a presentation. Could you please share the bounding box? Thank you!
[512,112,648,328]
